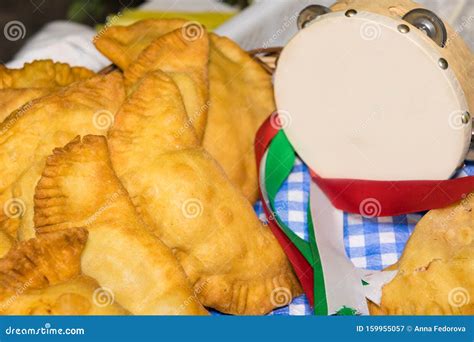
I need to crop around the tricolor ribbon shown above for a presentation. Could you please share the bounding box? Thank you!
[256,114,474,314]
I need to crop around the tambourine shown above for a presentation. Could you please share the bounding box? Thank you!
[273,2,473,181]
[254,0,474,313]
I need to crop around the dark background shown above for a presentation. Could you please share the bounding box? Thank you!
[0,0,248,64]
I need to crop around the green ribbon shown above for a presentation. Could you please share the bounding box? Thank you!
[265,131,312,261]
[265,130,328,315]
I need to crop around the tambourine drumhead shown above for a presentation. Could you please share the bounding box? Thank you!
[274,11,470,181]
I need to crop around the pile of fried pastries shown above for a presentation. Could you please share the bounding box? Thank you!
[0,19,471,316]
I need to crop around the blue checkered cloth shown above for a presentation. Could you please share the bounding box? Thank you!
[255,158,474,315]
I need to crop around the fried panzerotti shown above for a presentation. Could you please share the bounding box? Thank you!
[0,228,87,295]
[0,88,49,124]
[34,135,207,315]
[109,71,301,315]
[1,275,129,315]
[0,228,127,315]
[0,72,124,240]
[0,60,94,89]
[369,193,474,315]
[123,28,209,141]
[0,230,14,258]
[95,20,210,141]
[0,60,94,124]
[203,34,275,202]
[94,19,186,70]
[94,19,273,202]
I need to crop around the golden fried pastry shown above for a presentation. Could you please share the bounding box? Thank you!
[1,275,129,315]
[369,193,474,315]
[0,228,87,293]
[0,227,126,315]
[109,71,301,315]
[0,88,50,123]
[94,19,273,202]
[0,191,19,239]
[94,19,187,70]
[34,135,207,315]
[0,60,94,124]
[123,28,209,141]
[0,72,124,240]
[0,230,14,258]
[0,60,94,89]
[203,34,275,202]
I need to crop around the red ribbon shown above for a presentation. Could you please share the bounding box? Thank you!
[255,115,474,304]
[256,117,315,306]
[256,115,474,217]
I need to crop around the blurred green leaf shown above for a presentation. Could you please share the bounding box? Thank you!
[67,0,106,22]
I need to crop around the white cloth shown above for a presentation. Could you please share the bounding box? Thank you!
[7,0,473,69]
[6,21,109,71]
[6,0,235,71]
[140,0,234,12]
